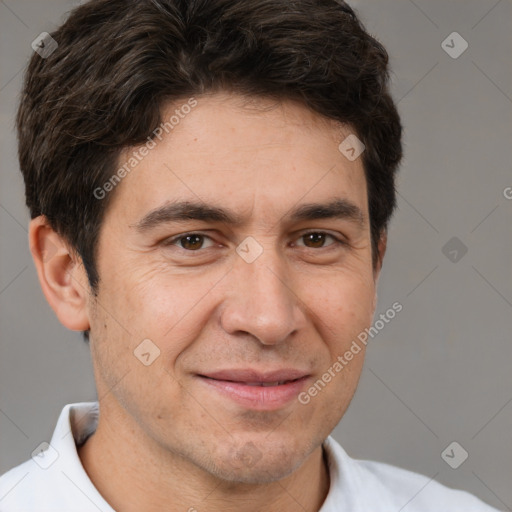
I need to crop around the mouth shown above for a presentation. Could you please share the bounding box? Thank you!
[196,369,310,410]
[227,380,298,387]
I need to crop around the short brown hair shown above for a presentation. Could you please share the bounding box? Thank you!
[17,0,403,338]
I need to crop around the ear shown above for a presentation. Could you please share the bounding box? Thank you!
[28,216,91,331]
[372,231,387,310]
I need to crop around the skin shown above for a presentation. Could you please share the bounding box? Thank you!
[29,92,386,512]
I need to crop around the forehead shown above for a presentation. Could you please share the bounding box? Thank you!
[106,92,369,228]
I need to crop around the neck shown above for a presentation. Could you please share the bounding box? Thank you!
[77,401,330,512]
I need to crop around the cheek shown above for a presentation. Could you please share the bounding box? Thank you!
[305,268,376,345]
[112,265,226,357]
[88,285,191,421]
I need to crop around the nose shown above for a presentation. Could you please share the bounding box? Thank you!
[219,245,307,346]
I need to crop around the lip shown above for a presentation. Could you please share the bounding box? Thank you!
[196,369,310,411]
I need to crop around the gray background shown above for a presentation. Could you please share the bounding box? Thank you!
[1,0,511,510]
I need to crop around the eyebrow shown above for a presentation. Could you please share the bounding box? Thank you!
[131,198,366,232]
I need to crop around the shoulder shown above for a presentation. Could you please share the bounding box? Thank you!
[322,436,501,512]
[0,401,111,512]
[357,458,499,511]
[0,458,51,511]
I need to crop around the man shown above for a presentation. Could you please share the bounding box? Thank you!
[0,0,501,510]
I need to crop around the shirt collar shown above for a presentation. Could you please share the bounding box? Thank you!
[50,401,113,510]
[319,435,363,511]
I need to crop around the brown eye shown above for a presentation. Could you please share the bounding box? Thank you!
[179,234,204,250]
[296,232,341,249]
[303,232,328,248]
[164,233,216,251]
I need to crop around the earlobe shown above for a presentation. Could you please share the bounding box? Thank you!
[29,216,91,332]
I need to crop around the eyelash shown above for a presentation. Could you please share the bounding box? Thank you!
[162,231,347,252]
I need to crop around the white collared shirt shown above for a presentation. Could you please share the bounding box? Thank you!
[0,402,501,511]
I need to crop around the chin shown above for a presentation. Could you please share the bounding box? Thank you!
[204,437,311,485]
[212,456,302,485]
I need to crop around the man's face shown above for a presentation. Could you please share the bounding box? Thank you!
[86,92,382,483]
